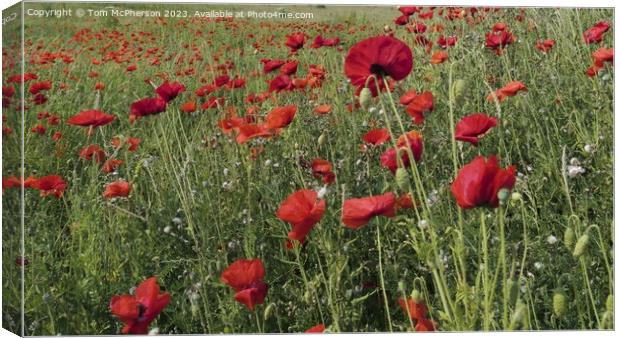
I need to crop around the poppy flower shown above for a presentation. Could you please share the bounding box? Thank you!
[30,175,66,198]
[155,81,185,102]
[181,101,197,113]
[344,36,413,96]
[31,124,46,135]
[583,21,610,44]
[103,180,131,199]
[592,47,614,67]
[268,75,293,92]
[455,113,498,146]
[485,30,515,55]
[28,80,52,95]
[52,131,62,141]
[214,75,230,88]
[395,15,409,26]
[437,35,457,48]
[110,277,170,334]
[220,259,269,311]
[362,128,390,146]
[280,61,299,76]
[2,176,21,193]
[535,39,555,53]
[314,104,331,115]
[487,81,527,102]
[79,144,106,163]
[127,137,141,152]
[305,324,325,333]
[265,105,297,130]
[261,59,285,73]
[404,91,434,125]
[277,188,326,243]
[415,318,437,331]
[380,131,423,173]
[67,109,115,128]
[398,297,428,321]
[130,97,167,121]
[236,124,271,144]
[311,158,336,184]
[399,6,418,16]
[285,32,305,53]
[342,192,396,229]
[430,50,448,64]
[451,155,516,209]
[103,159,123,173]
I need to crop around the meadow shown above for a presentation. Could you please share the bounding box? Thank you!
[1,3,614,335]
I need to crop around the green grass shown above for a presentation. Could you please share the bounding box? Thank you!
[2,4,614,334]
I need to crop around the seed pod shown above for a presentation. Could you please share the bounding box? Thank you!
[395,167,409,190]
[359,87,372,110]
[553,291,567,317]
[510,192,522,202]
[318,133,326,147]
[263,303,276,321]
[573,233,590,258]
[497,188,510,205]
[452,79,466,101]
[564,227,575,250]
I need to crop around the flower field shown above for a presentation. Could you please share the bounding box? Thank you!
[1,3,614,334]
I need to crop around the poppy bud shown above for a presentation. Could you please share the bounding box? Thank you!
[606,294,613,313]
[497,188,510,205]
[564,227,575,250]
[318,133,326,147]
[411,289,423,303]
[511,192,522,202]
[452,79,466,102]
[509,300,526,329]
[191,303,199,317]
[303,289,312,303]
[553,291,567,317]
[263,303,276,321]
[359,87,372,110]
[397,280,406,292]
[573,233,590,258]
[395,167,409,190]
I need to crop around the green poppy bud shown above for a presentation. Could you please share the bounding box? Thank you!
[497,188,510,205]
[318,133,326,147]
[452,79,466,102]
[506,278,519,305]
[511,192,522,202]
[263,303,276,321]
[564,227,575,250]
[359,87,372,110]
[573,233,590,258]
[606,294,613,313]
[553,291,567,317]
[395,167,409,191]
[411,289,423,303]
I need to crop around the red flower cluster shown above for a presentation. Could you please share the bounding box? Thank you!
[221,259,269,311]
[110,277,170,334]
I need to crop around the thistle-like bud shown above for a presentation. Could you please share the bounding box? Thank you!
[553,291,567,317]
[564,227,575,250]
[359,87,372,110]
[573,233,590,258]
[395,167,409,190]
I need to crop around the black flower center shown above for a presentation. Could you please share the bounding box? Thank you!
[369,64,386,77]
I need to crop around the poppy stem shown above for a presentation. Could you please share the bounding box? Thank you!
[480,211,491,330]
[376,227,394,332]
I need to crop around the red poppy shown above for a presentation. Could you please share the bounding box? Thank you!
[265,105,297,130]
[261,59,285,74]
[268,75,293,92]
[103,180,131,199]
[31,124,46,135]
[415,318,437,331]
[404,91,434,125]
[280,61,299,76]
[398,297,428,321]
[451,155,516,209]
[535,39,555,53]
[399,6,419,16]
[30,175,66,198]
[314,104,331,115]
[110,277,170,334]
[305,324,325,333]
[587,47,614,76]
[344,36,413,96]
[437,35,457,48]
[362,128,390,146]
[127,137,141,152]
[395,15,409,26]
[155,81,185,102]
[2,176,21,193]
[236,124,272,144]
[430,50,448,64]
[487,81,527,102]
[311,35,340,48]
[28,80,52,95]
[220,259,269,311]
[79,144,106,163]
[102,159,123,173]
[342,192,396,229]
[485,29,515,55]
[311,158,336,185]
[583,21,610,44]
[130,97,167,121]
[276,189,326,243]
[455,113,498,146]
[285,32,305,53]
[380,131,423,173]
[67,109,115,128]
[181,101,197,113]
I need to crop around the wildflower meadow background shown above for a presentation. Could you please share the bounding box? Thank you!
[1,2,614,335]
